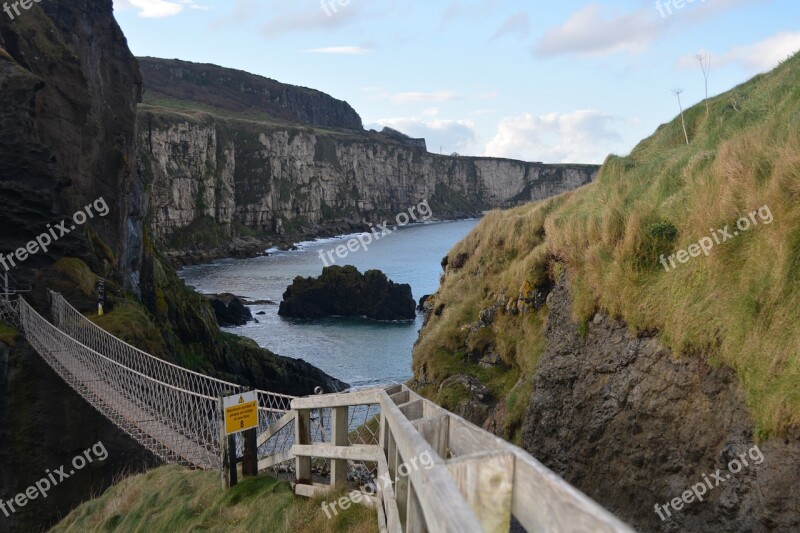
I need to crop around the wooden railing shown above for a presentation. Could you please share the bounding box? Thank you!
[287,384,635,533]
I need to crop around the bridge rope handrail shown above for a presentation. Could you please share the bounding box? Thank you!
[8,293,315,472]
[49,291,295,414]
[17,297,225,468]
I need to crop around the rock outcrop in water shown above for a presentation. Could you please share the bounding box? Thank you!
[207,294,254,327]
[279,266,416,321]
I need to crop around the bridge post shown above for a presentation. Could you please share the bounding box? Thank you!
[218,391,238,488]
[330,406,348,486]
[295,409,311,484]
[242,427,257,477]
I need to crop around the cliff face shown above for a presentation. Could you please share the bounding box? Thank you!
[139,57,363,130]
[0,3,150,531]
[0,4,346,532]
[521,276,800,533]
[0,0,143,291]
[137,104,597,261]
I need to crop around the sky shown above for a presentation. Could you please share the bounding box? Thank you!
[112,0,800,164]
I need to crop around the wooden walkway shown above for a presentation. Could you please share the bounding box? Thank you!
[287,384,635,533]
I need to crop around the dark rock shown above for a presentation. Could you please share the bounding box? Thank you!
[451,252,470,270]
[439,375,492,425]
[256,311,266,315]
[209,297,253,327]
[418,294,431,311]
[518,274,800,533]
[278,265,416,321]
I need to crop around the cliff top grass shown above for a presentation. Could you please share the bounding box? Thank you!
[51,465,377,533]
[140,94,357,138]
[415,52,800,437]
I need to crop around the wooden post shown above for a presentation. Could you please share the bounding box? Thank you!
[219,391,238,488]
[330,406,349,486]
[295,408,311,484]
[218,394,230,488]
[228,434,238,487]
[242,427,257,477]
[406,482,426,533]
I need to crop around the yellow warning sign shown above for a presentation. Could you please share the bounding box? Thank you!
[223,391,258,435]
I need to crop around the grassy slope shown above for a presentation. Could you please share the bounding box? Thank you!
[51,466,377,533]
[414,52,800,437]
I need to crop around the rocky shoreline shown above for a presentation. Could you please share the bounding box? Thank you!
[166,216,480,267]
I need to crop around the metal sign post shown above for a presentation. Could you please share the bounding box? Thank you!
[97,279,105,316]
[220,390,259,487]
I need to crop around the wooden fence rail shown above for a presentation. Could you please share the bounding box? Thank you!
[286,384,635,533]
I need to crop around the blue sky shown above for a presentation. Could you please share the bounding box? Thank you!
[113,0,800,164]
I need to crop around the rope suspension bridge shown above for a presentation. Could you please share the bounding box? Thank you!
[0,285,634,532]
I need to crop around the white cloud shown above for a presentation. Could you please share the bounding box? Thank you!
[718,32,800,72]
[114,0,204,18]
[484,110,622,164]
[393,91,461,103]
[260,0,365,37]
[303,46,372,55]
[488,11,531,42]
[369,117,479,154]
[535,0,766,58]
[534,4,658,57]
[676,32,800,74]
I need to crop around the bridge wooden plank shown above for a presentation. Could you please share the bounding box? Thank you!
[291,444,381,461]
[257,450,294,471]
[291,388,380,409]
[256,410,296,447]
[50,345,218,469]
[398,399,424,421]
[412,414,450,461]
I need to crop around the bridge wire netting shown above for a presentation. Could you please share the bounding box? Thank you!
[17,292,299,471]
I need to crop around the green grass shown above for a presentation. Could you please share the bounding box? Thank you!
[140,95,289,126]
[414,52,800,437]
[0,324,19,346]
[51,465,377,533]
[89,299,167,359]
